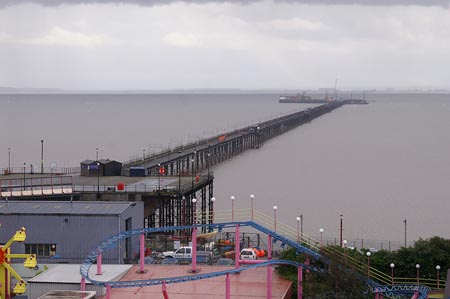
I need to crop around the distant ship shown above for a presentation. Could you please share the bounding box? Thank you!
[279,91,368,105]
[279,92,329,103]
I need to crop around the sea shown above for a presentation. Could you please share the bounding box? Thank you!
[1,92,450,250]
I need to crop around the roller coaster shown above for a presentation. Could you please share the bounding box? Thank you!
[80,209,434,299]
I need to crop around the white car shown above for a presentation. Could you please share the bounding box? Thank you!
[240,248,257,260]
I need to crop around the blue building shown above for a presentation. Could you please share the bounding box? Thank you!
[0,200,144,264]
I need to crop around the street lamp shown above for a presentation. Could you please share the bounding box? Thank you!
[177,151,182,192]
[142,149,146,173]
[403,219,407,247]
[366,251,371,277]
[250,194,255,221]
[8,147,10,173]
[207,152,210,179]
[319,228,324,248]
[191,157,195,191]
[390,263,395,285]
[296,217,301,243]
[416,264,420,285]
[343,240,348,261]
[22,162,26,191]
[230,195,235,222]
[158,163,161,191]
[210,197,216,223]
[192,198,197,223]
[40,139,44,174]
[273,206,277,232]
[436,265,441,288]
[97,162,100,199]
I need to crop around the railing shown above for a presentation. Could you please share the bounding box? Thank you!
[194,208,444,291]
[1,167,80,175]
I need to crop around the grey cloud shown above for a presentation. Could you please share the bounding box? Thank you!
[1,0,449,7]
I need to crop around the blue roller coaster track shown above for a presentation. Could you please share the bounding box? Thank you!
[80,221,430,299]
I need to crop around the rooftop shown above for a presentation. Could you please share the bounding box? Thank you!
[0,201,141,215]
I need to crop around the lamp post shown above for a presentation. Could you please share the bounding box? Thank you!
[178,151,182,193]
[97,162,100,199]
[273,206,277,232]
[142,149,146,174]
[207,152,210,179]
[319,228,324,248]
[96,147,99,161]
[191,198,197,273]
[210,197,215,223]
[230,195,235,222]
[403,219,407,247]
[8,147,10,173]
[250,194,254,221]
[390,263,395,285]
[339,214,343,248]
[191,157,195,191]
[158,163,161,191]
[300,214,303,242]
[40,139,44,174]
[366,252,371,278]
[22,162,26,190]
[436,265,441,288]
[416,264,420,285]
[296,217,301,243]
[343,240,348,261]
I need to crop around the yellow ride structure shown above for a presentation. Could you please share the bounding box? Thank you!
[0,227,37,299]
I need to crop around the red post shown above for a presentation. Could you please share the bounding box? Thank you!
[139,233,145,273]
[81,277,86,291]
[192,226,197,272]
[192,198,198,273]
[268,235,272,260]
[106,284,111,299]
[226,273,231,299]
[162,281,169,299]
[235,224,240,270]
[97,251,102,275]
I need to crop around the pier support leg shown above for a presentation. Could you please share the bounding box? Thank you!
[226,273,231,299]
[267,265,272,299]
[97,251,102,275]
[235,224,240,270]
[298,267,302,299]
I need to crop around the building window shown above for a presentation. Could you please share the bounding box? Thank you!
[25,244,56,257]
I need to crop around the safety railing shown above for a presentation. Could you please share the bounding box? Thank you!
[192,207,446,290]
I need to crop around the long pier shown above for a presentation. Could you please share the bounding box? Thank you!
[123,100,354,177]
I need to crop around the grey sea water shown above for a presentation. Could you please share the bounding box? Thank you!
[1,93,450,247]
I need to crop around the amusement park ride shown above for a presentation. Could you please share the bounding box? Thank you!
[0,227,37,299]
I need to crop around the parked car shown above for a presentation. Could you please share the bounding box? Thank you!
[163,247,192,260]
[216,258,234,266]
[240,248,257,260]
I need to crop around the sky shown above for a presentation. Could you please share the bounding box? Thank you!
[1,0,450,90]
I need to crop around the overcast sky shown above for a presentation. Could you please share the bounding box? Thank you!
[1,0,450,90]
